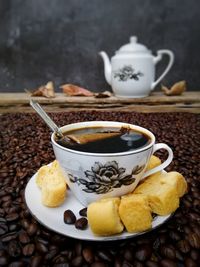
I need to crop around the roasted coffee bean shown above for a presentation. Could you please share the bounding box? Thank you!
[175,250,184,261]
[96,250,113,262]
[0,190,7,197]
[91,262,108,267]
[145,260,159,267]
[63,210,76,224]
[75,241,82,256]
[185,257,198,267]
[190,249,199,261]
[53,264,70,267]
[1,232,17,243]
[8,240,21,258]
[187,233,200,249]
[82,247,94,263]
[75,218,88,230]
[188,213,200,222]
[30,255,43,267]
[53,255,68,264]
[8,261,25,267]
[36,242,48,253]
[44,248,58,261]
[18,231,30,244]
[129,260,144,267]
[135,245,152,262]
[60,249,74,261]
[0,208,5,216]
[9,223,20,232]
[71,255,83,267]
[5,213,19,222]
[22,243,35,256]
[123,247,134,262]
[0,255,9,266]
[0,223,8,235]
[160,245,176,260]
[153,234,167,250]
[36,237,49,246]
[20,219,30,229]
[0,217,7,224]
[114,257,122,267]
[169,230,181,241]
[160,258,178,267]
[177,239,190,253]
[2,195,12,202]
[27,223,38,236]
[79,208,87,217]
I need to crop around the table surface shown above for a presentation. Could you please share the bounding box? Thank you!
[0,91,200,113]
[0,111,200,266]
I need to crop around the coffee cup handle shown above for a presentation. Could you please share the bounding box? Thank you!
[141,143,173,180]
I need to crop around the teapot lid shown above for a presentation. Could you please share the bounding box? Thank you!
[116,36,151,54]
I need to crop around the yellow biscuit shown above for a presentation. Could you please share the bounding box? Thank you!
[119,194,152,232]
[41,178,66,207]
[159,171,187,197]
[36,165,50,188]
[134,181,179,215]
[140,171,187,197]
[87,198,124,236]
[146,155,161,171]
[36,160,67,207]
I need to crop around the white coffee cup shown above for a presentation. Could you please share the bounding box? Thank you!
[51,121,173,206]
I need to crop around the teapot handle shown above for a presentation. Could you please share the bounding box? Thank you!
[151,50,174,90]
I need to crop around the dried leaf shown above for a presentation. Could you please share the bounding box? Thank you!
[60,84,94,96]
[31,81,55,98]
[94,91,112,98]
[161,81,186,96]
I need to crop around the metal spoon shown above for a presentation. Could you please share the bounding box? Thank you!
[30,99,122,146]
[30,99,72,144]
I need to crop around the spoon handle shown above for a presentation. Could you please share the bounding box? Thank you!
[30,99,63,137]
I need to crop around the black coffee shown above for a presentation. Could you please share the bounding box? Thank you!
[56,126,151,153]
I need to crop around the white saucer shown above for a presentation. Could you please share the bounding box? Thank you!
[25,169,172,241]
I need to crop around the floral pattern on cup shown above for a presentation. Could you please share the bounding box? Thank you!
[69,161,145,194]
[114,65,144,81]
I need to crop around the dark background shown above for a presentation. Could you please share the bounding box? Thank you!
[0,0,200,93]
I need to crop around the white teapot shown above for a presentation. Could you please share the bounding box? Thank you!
[99,36,174,98]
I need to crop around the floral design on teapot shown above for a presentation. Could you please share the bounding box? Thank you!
[114,65,144,82]
[68,160,145,194]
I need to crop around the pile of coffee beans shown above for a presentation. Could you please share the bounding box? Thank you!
[0,112,200,267]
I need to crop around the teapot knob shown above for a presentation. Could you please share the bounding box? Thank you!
[130,36,138,43]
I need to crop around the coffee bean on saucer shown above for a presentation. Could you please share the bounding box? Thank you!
[79,207,87,217]
[64,210,76,224]
[75,218,88,230]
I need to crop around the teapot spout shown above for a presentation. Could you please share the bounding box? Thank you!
[99,51,112,85]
